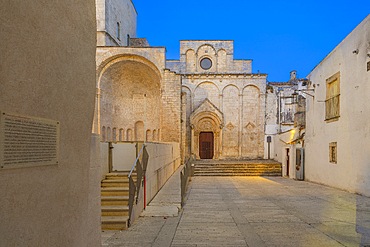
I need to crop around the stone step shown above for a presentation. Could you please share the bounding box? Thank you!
[196,159,280,163]
[101,187,129,197]
[194,161,282,177]
[101,216,129,231]
[101,196,129,206]
[105,172,137,180]
[101,205,129,216]
[195,164,281,167]
[194,167,282,171]
[101,179,130,187]
[194,172,282,176]
[194,172,282,175]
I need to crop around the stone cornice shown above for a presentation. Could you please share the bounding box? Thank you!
[180,73,267,79]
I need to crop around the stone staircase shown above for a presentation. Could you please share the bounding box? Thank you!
[101,172,136,230]
[194,160,282,176]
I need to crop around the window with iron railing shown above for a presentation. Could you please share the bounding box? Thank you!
[325,72,340,121]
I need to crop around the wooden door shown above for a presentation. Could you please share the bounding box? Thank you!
[199,132,214,159]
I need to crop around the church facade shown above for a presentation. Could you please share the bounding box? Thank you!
[94,0,289,161]
[167,41,266,159]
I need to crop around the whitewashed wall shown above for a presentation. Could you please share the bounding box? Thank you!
[306,15,370,196]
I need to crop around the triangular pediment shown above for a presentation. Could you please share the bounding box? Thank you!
[190,98,223,124]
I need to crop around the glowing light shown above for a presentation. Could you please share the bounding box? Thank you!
[289,129,296,142]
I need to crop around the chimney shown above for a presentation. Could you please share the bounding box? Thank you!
[290,70,297,81]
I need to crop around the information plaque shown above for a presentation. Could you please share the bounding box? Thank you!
[0,111,60,169]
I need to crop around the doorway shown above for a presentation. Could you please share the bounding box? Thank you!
[286,148,290,176]
[199,132,214,159]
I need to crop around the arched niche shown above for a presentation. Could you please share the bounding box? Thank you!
[242,85,263,158]
[97,55,162,142]
[217,49,227,72]
[185,49,196,72]
[194,81,220,110]
[135,121,144,141]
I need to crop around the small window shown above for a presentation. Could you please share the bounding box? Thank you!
[329,142,337,164]
[200,58,212,70]
[116,22,121,40]
[127,34,130,46]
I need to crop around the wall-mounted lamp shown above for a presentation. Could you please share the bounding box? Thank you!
[353,49,359,55]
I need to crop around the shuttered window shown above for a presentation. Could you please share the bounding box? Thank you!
[325,72,340,121]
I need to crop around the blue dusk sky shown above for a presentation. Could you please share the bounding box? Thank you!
[133,0,368,82]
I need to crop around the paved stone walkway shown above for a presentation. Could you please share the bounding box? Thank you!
[102,176,370,247]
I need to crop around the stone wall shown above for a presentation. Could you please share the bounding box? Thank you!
[161,70,182,142]
[0,0,98,246]
[174,41,252,74]
[96,0,137,46]
[181,74,268,159]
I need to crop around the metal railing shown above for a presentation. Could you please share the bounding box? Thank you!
[180,155,195,207]
[128,143,149,227]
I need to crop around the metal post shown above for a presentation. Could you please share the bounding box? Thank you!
[144,93,147,143]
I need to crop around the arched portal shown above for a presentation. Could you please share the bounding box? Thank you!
[190,99,223,159]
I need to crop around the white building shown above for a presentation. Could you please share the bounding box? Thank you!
[305,15,370,197]
[265,71,308,178]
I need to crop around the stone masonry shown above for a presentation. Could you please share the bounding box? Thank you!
[168,40,266,159]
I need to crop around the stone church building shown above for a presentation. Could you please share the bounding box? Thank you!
[167,41,266,159]
[96,42,267,160]
[95,0,270,161]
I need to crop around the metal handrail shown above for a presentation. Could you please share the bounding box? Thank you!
[128,144,145,178]
[128,143,149,227]
[180,154,195,207]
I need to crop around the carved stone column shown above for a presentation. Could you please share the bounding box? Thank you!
[238,93,243,158]
[92,88,101,135]
[190,124,195,157]
[214,131,220,159]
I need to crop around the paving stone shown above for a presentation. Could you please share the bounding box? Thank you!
[102,176,370,246]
